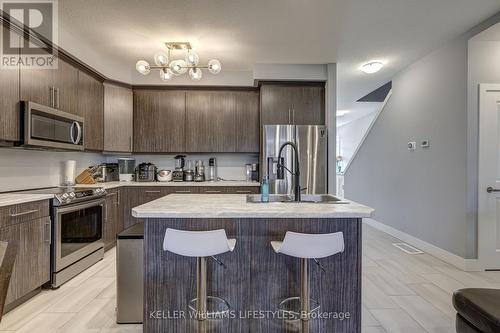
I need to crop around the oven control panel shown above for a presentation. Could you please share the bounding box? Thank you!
[54,188,107,206]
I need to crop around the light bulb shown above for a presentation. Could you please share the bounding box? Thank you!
[360,61,384,74]
[189,67,202,81]
[185,51,199,66]
[160,68,173,81]
[135,60,150,75]
[169,59,187,75]
[154,52,169,66]
[208,59,221,74]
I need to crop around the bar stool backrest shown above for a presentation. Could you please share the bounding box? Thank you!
[279,231,344,259]
[163,228,232,257]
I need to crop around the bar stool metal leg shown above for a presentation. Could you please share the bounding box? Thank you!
[189,256,231,321]
[197,257,207,321]
[278,258,320,321]
[300,258,310,321]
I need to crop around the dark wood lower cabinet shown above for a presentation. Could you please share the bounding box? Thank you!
[121,186,260,229]
[0,202,51,308]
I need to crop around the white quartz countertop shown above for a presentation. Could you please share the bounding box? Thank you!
[0,193,54,208]
[76,180,260,189]
[132,194,374,219]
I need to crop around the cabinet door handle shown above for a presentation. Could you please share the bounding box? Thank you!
[9,209,39,217]
[50,86,54,107]
[129,136,132,151]
[174,190,191,193]
[288,108,291,124]
[205,190,222,193]
[56,88,60,109]
[236,190,252,194]
[116,191,120,205]
[292,108,295,124]
[144,190,161,194]
[44,219,51,244]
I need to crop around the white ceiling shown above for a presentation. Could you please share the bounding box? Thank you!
[58,0,500,122]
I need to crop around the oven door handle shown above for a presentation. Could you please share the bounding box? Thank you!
[55,198,105,214]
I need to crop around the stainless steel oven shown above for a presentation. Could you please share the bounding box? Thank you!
[52,198,104,287]
[22,101,84,151]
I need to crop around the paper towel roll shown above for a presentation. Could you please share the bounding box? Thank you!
[64,160,76,186]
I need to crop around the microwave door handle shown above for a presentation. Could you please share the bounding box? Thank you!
[70,121,82,144]
[75,121,82,144]
[70,121,76,144]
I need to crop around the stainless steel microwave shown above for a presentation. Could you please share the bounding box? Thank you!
[22,101,84,150]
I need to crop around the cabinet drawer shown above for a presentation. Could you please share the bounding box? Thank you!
[199,187,226,194]
[0,200,50,228]
[226,187,260,194]
[167,187,200,194]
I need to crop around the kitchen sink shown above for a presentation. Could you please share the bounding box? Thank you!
[246,194,349,204]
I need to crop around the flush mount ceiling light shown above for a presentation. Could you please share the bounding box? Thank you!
[360,61,384,74]
[135,42,222,81]
[336,110,350,117]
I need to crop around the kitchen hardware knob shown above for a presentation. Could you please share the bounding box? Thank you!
[487,187,500,193]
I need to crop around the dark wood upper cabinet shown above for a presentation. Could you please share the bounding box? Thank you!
[185,91,237,153]
[291,85,325,125]
[20,53,79,115]
[235,91,260,152]
[19,48,55,108]
[260,83,325,125]
[78,71,104,151]
[260,84,293,125]
[134,90,186,152]
[0,51,20,142]
[53,60,79,115]
[104,83,133,153]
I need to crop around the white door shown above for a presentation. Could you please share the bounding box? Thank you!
[479,84,500,269]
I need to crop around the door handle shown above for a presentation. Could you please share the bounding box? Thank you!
[487,187,500,193]
[56,88,60,108]
[45,219,51,244]
[50,86,54,107]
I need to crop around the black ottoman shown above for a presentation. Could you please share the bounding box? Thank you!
[453,288,500,333]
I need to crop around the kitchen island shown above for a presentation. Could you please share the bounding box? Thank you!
[133,194,373,333]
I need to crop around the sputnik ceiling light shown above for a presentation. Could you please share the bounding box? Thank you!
[135,42,221,81]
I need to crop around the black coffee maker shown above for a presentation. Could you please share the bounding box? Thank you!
[172,155,185,182]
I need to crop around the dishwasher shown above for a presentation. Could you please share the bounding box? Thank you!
[116,222,143,324]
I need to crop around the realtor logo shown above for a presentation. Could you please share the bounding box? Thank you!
[1,0,58,69]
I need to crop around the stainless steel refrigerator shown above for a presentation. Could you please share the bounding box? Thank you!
[262,125,327,195]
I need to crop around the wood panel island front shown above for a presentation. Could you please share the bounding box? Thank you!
[132,194,373,333]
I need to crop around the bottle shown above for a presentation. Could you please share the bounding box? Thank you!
[261,176,269,203]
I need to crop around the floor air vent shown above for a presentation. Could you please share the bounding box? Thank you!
[392,243,424,255]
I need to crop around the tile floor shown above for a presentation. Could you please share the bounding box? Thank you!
[2,223,499,332]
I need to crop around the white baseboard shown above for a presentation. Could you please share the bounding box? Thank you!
[364,218,482,272]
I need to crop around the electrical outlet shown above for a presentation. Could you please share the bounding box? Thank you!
[408,141,416,151]
[421,140,430,148]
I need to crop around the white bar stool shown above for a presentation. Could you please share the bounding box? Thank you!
[271,231,344,321]
[163,228,236,321]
